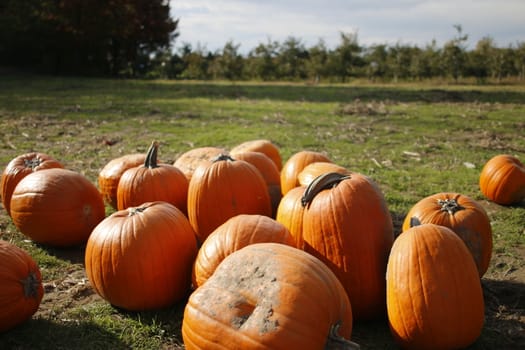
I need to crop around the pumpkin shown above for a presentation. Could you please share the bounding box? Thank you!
[230,139,282,170]
[301,172,394,320]
[297,161,350,187]
[10,168,105,247]
[229,151,282,217]
[174,146,227,181]
[479,154,525,205]
[280,150,331,195]
[85,201,197,311]
[188,154,272,244]
[192,214,295,288]
[117,141,188,213]
[98,153,146,210]
[386,224,484,350]
[0,240,44,332]
[275,185,307,249]
[1,152,63,216]
[402,192,493,277]
[182,243,358,350]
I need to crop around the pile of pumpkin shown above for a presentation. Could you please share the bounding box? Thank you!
[1,140,524,349]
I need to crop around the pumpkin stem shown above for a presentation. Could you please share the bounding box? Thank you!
[324,321,361,350]
[20,271,41,299]
[24,157,42,170]
[128,206,147,216]
[144,141,160,169]
[212,153,235,163]
[437,198,464,215]
[301,172,351,208]
[410,216,422,227]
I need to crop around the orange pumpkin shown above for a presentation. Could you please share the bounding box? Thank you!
[188,154,272,244]
[230,139,282,170]
[280,150,331,195]
[10,168,105,247]
[182,243,357,350]
[387,224,484,350]
[85,201,198,311]
[0,240,44,332]
[275,185,307,249]
[297,161,350,187]
[174,146,227,181]
[229,151,282,217]
[402,192,493,277]
[1,152,63,216]
[98,153,146,210]
[479,154,525,205]
[192,214,295,288]
[301,172,394,320]
[117,141,188,213]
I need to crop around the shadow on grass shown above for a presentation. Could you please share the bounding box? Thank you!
[36,243,86,265]
[0,317,127,350]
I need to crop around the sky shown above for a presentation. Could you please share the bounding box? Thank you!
[170,0,525,54]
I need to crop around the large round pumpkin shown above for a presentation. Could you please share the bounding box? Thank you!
[479,154,525,205]
[85,201,198,311]
[402,192,493,277]
[182,243,357,350]
[1,152,63,216]
[10,168,105,247]
[275,185,307,249]
[192,214,295,288]
[386,224,484,350]
[230,139,282,171]
[280,150,331,195]
[117,141,188,213]
[188,154,272,244]
[98,153,146,210]
[0,240,44,332]
[174,146,227,181]
[301,172,394,320]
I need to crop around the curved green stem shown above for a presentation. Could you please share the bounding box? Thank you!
[144,141,160,168]
[301,172,351,208]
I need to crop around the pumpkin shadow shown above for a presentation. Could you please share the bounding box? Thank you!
[0,317,127,349]
[35,242,86,265]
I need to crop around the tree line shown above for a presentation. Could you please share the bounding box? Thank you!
[1,0,523,83]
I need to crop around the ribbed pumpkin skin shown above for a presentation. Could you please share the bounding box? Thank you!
[280,151,331,195]
[297,162,350,187]
[182,243,354,350]
[98,153,146,210]
[187,157,272,244]
[1,152,63,216]
[173,146,227,181]
[229,151,282,217]
[386,224,484,350]
[10,168,105,247]
[0,240,44,332]
[479,154,525,205]
[230,139,282,171]
[402,192,493,277]
[192,214,295,288]
[85,201,198,311]
[302,172,394,320]
[117,143,188,213]
[275,186,307,249]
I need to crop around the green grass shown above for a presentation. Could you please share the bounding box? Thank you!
[0,75,524,349]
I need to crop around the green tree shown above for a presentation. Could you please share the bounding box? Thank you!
[327,31,363,82]
[441,24,469,82]
[212,41,244,80]
[306,39,329,83]
[247,39,279,81]
[277,36,308,80]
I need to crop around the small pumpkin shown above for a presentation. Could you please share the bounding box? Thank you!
[402,192,493,277]
[188,154,272,244]
[297,161,350,187]
[386,224,484,350]
[230,139,282,170]
[229,151,282,217]
[10,168,105,247]
[0,240,44,332]
[117,141,188,213]
[174,146,227,181]
[479,154,525,205]
[85,201,198,311]
[182,243,357,350]
[301,172,394,320]
[192,214,295,288]
[1,152,63,216]
[280,150,331,195]
[98,153,146,210]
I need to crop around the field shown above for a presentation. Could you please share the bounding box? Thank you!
[0,75,524,349]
